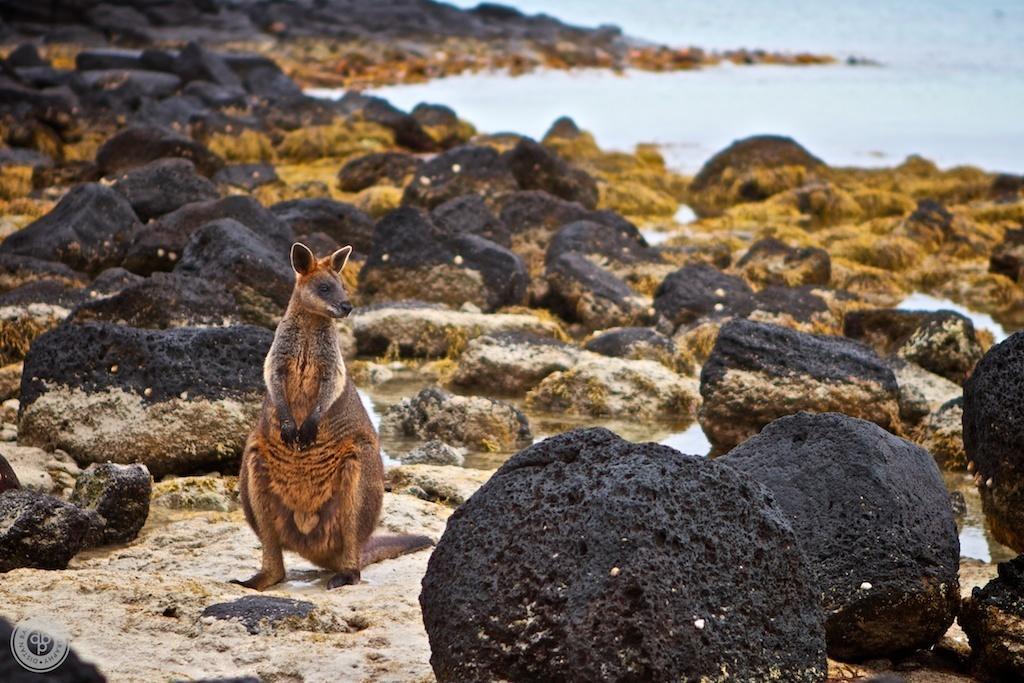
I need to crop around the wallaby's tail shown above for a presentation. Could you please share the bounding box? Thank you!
[360,533,434,568]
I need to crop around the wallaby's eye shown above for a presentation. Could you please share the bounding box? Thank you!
[318,283,331,295]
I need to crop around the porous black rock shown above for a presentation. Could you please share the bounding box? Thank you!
[270,198,374,253]
[722,412,960,661]
[95,125,224,177]
[213,163,279,191]
[654,262,755,328]
[402,145,518,209]
[420,427,827,682]
[962,333,1024,552]
[430,194,511,247]
[70,463,153,546]
[0,183,141,276]
[959,555,1024,680]
[337,151,422,192]
[546,218,660,267]
[201,596,315,635]
[505,137,598,209]
[544,251,651,330]
[0,489,93,572]
[111,157,219,221]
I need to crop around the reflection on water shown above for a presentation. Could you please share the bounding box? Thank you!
[944,471,1016,564]
[898,291,1009,342]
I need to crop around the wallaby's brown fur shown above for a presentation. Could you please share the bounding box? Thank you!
[234,243,432,591]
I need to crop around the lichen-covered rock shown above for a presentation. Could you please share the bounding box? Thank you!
[584,326,684,370]
[915,398,966,470]
[0,183,141,275]
[400,440,465,467]
[111,157,219,221]
[959,555,1024,680]
[963,333,1024,552]
[989,227,1024,283]
[349,301,565,358]
[887,358,962,427]
[545,251,652,330]
[96,125,224,176]
[722,412,960,661]
[70,462,152,546]
[0,489,93,572]
[18,322,270,477]
[402,145,518,209]
[380,387,531,452]
[654,263,755,329]
[689,135,825,216]
[387,464,487,505]
[699,319,900,453]
[844,309,983,384]
[337,151,423,192]
[736,237,831,287]
[527,353,700,419]
[420,428,827,682]
[359,207,528,312]
[270,198,374,253]
[450,332,579,395]
[0,443,79,496]
[151,474,239,512]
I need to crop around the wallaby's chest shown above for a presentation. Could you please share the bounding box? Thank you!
[267,322,345,421]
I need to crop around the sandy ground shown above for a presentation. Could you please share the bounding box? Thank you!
[0,467,1001,683]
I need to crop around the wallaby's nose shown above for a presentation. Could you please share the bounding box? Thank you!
[338,302,353,317]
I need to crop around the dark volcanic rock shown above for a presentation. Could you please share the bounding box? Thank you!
[270,198,374,253]
[547,218,660,267]
[96,125,224,177]
[380,387,532,452]
[420,428,827,682]
[174,218,295,312]
[499,190,634,243]
[505,138,598,209]
[736,237,831,287]
[0,454,20,493]
[201,596,315,635]
[124,195,294,275]
[175,42,242,88]
[75,48,143,71]
[751,285,831,323]
[0,489,93,572]
[213,163,279,191]
[722,412,960,661]
[654,262,755,328]
[19,322,271,476]
[700,319,900,453]
[0,182,141,276]
[402,145,518,209]
[69,271,249,328]
[545,251,652,330]
[359,207,527,311]
[73,69,181,109]
[585,326,677,367]
[959,555,1024,680]
[431,194,511,247]
[0,253,87,293]
[112,158,219,221]
[70,462,152,546]
[337,151,422,192]
[844,309,983,384]
[0,616,106,682]
[963,333,1024,552]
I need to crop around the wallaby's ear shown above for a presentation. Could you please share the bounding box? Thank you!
[331,245,353,273]
[290,242,315,275]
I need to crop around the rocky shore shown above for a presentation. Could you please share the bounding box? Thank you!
[0,18,1023,683]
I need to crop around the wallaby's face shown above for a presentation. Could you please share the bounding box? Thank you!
[290,243,354,319]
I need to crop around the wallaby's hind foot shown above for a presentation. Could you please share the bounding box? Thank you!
[230,570,285,591]
[327,569,361,589]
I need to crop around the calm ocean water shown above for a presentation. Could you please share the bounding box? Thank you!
[346,0,1024,173]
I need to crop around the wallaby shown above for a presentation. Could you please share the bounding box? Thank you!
[234,242,432,591]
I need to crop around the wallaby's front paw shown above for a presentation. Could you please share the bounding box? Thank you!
[297,416,318,449]
[280,419,298,447]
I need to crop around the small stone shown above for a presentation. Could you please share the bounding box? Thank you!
[609,567,620,577]
[860,582,873,590]
[694,618,706,629]
[453,254,464,265]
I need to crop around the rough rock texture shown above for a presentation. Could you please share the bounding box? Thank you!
[430,194,510,247]
[888,358,962,428]
[0,443,80,496]
[0,452,18,493]
[722,413,960,661]
[337,151,422,192]
[96,125,224,176]
[505,138,598,208]
[527,354,700,420]
[387,464,488,506]
[201,596,317,635]
[736,237,831,287]
[270,198,374,253]
[584,326,681,369]
[963,333,1024,552]
[70,463,153,546]
[18,323,271,477]
[0,616,106,682]
[349,302,565,358]
[916,398,966,470]
[700,319,900,453]
[400,440,465,467]
[112,157,219,221]
[0,489,93,572]
[359,207,527,312]
[151,474,240,512]
[123,195,294,275]
[545,251,652,330]
[450,332,579,395]
[379,387,531,452]
[959,555,1024,680]
[0,182,141,275]
[844,309,983,384]
[420,428,827,682]
[654,262,755,328]
[402,145,518,209]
